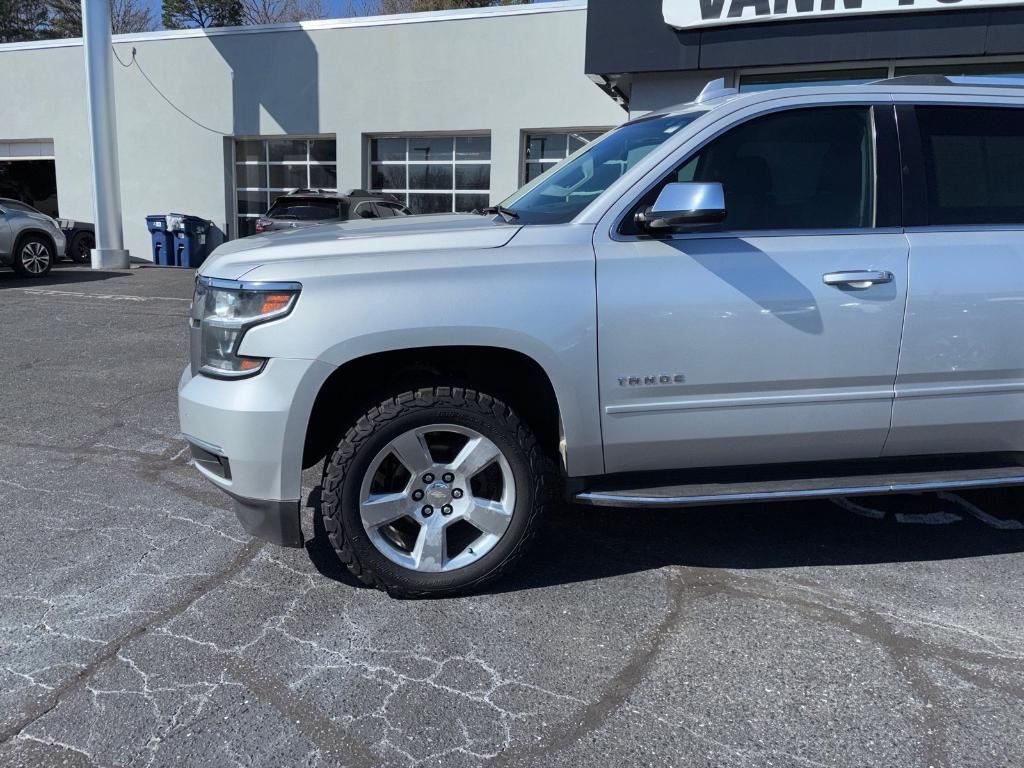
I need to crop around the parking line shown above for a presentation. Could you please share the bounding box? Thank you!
[20,288,191,303]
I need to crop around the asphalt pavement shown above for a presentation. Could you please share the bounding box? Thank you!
[0,264,1022,768]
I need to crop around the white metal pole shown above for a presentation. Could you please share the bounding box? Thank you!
[82,0,130,269]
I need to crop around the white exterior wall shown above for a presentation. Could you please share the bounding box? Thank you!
[0,1,624,260]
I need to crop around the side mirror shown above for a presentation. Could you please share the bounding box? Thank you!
[635,182,726,232]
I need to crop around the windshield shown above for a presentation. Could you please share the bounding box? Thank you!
[501,112,705,225]
[266,198,339,221]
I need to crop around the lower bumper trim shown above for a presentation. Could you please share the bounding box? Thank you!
[230,494,304,548]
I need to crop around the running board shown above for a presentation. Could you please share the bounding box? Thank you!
[574,461,1024,509]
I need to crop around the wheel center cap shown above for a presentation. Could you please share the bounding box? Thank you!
[425,481,451,506]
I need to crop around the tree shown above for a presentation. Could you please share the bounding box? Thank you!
[348,0,530,13]
[0,0,49,43]
[45,0,156,38]
[162,0,245,28]
[241,0,326,24]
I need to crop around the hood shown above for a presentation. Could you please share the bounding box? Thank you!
[200,213,521,280]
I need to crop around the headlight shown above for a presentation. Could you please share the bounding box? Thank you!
[56,218,74,229]
[193,276,301,379]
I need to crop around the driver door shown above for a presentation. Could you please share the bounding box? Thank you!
[594,105,910,474]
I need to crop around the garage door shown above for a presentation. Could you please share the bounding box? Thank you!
[0,140,58,217]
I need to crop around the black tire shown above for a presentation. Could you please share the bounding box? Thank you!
[11,235,54,278]
[69,231,95,264]
[321,387,553,598]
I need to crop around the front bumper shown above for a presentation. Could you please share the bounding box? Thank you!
[177,357,335,547]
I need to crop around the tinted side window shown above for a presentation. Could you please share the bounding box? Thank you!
[692,107,875,231]
[627,107,876,234]
[916,106,1024,226]
[373,202,394,218]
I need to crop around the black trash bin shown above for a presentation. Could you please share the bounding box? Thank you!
[169,214,211,268]
[145,215,175,266]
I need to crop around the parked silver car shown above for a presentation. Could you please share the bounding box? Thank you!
[180,76,1024,597]
[0,198,66,277]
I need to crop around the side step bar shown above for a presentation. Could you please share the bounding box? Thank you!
[574,464,1024,509]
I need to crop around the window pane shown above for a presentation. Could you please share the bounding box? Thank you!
[269,164,309,189]
[409,193,452,214]
[235,140,264,162]
[372,138,406,162]
[456,194,489,213]
[235,164,266,188]
[408,164,453,191]
[408,137,453,162]
[237,217,258,238]
[917,106,1024,225]
[371,165,406,190]
[267,139,308,162]
[455,164,489,191]
[895,62,1024,83]
[456,136,491,161]
[527,134,567,161]
[237,190,268,215]
[569,132,603,153]
[309,140,336,162]
[689,107,874,230]
[524,162,547,183]
[310,164,337,188]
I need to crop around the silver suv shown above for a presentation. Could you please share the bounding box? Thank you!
[179,77,1024,597]
[0,198,66,277]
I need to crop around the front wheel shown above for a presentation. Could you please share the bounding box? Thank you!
[321,387,553,598]
[11,236,54,277]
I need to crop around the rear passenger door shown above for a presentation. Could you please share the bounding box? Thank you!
[885,102,1024,456]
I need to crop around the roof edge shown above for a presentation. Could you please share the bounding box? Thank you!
[0,0,586,53]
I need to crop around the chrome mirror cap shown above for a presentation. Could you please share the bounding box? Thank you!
[636,182,727,231]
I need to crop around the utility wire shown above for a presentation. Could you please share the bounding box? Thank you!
[111,45,231,136]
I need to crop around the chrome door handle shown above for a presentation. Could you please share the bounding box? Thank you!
[822,270,894,288]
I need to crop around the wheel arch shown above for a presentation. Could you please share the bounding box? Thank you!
[14,228,57,256]
[303,344,569,475]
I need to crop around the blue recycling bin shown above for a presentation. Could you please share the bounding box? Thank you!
[170,214,211,269]
[145,215,174,266]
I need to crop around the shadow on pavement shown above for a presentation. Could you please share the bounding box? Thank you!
[0,262,133,289]
[302,484,1024,595]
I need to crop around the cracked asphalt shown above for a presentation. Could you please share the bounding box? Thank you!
[1,264,1023,768]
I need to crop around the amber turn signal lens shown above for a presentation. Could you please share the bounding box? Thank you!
[259,294,293,315]
[238,358,263,371]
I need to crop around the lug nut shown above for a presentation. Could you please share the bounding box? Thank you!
[412,489,424,501]
[452,488,464,499]
[422,505,434,517]
[441,505,453,516]
[423,473,435,484]
[442,472,455,483]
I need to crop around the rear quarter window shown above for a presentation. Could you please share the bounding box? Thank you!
[916,106,1024,226]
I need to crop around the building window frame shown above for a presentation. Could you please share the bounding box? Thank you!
[519,127,612,186]
[366,132,492,215]
[735,55,1024,92]
[232,134,337,239]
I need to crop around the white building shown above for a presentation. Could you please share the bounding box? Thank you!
[0,1,624,259]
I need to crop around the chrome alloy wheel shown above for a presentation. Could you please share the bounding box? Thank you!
[358,424,516,573]
[21,241,51,274]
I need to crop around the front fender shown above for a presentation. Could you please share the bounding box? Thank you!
[234,237,604,476]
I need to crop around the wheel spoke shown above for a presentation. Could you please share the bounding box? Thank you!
[465,497,513,536]
[452,437,500,479]
[361,492,411,528]
[389,430,434,475]
[411,521,446,572]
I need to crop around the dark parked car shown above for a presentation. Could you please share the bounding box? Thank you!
[56,218,95,264]
[252,189,411,235]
